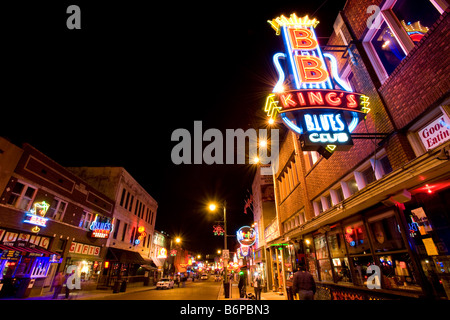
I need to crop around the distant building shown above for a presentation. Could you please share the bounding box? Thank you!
[67,167,159,285]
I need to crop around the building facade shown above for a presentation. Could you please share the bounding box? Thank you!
[66,167,159,286]
[0,139,115,297]
[263,0,450,300]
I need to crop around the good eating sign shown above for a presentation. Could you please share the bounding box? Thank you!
[265,14,370,158]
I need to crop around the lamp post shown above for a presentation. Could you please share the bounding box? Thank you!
[209,200,230,298]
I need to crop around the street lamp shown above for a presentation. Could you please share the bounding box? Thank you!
[208,200,230,298]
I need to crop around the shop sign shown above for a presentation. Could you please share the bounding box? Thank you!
[134,226,146,245]
[157,247,167,259]
[23,201,50,232]
[236,226,256,247]
[417,114,450,151]
[264,13,370,159]
[69,241,100,256]
[89,215,114,239]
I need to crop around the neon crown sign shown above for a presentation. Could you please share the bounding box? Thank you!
[265,14,370,158]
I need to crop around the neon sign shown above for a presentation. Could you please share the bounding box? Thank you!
[157,247,167,259]
[24,201,50,232]
[89,215,114,239]
[134,226,146,245]
[236,226,256,247]
[24,213,48,227]
[265,14,370,158]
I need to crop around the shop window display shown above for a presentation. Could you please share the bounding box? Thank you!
[328,228,352,283]
[351,255,375,287]
[304,237,318,281]
[343,221,370,255]
[314,235,333,281]
[378,253,421,291]
[367,211,404,252]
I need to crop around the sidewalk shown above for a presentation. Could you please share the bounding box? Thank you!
[217,281,286,300]
[20,284,157,300]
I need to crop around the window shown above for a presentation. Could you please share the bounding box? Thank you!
[393,0,442,44]
[124,192,130,209]
[327,227,352,283]
[47,198,67,221]
[343,220,370,255]
[304,236,319,281]
[378,252,421,291]
[6,182,37,210]
[347,177,359,195]
[367,211,404,252]
[128,195,134,212]
[363,0,446,83]
[304,151,320,172]
[113,219,121,239]
[370,22,407,75]
[79,211,93,229]
[313,199,323,216]
[362,166,376,186]
[119,188,126,207]
[314,234,333,282]
[380,156,393,175]
[121,223,128,241]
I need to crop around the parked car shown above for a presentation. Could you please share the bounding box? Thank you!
[201,273,208,280]
[156,278,174,289]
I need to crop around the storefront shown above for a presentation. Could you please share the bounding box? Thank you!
[297,200,449,300]
[65,241,103,290]
[0,228,60,298]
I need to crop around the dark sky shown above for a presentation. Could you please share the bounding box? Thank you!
[3,0,347,255]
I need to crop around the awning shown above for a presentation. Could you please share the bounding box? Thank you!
[106,247,147,265]
[0,244,58,256]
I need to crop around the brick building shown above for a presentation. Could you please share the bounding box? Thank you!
[0,138,115,297]
[262,0,450,299]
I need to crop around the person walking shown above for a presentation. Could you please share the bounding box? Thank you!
[292,265,316,300]
[52,272,65,299]
[253,274,263,300]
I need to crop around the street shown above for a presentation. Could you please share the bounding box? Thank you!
[87,278,221,300]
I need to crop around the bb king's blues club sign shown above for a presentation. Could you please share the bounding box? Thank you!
[264,14,370,158]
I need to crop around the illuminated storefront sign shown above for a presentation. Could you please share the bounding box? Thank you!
[265,13,370,158]
[157,247,167,259]
[24,201,50,232]
[134,226,147,245]
[236,226,256,247]
[89,215,114,239]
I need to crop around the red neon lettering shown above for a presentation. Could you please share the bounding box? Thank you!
[308,91,324,105]
[346,94,358,108]
[297,92,307,106]
[325,92,342,107]
[288,28,318,50]
[296,56,329,84]
[280,93,297,108]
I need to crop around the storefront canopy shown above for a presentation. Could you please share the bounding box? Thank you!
[106,247,147,265]
[0,244,58,256]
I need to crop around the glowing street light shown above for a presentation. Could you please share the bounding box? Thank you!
[208,201,230,298]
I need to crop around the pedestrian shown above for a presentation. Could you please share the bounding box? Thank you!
[238,273,246,298]
[52,271,65,299]
[253,274,263,300]
[292,265,316,300]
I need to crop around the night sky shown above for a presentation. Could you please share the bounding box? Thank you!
[3,1,347,255]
